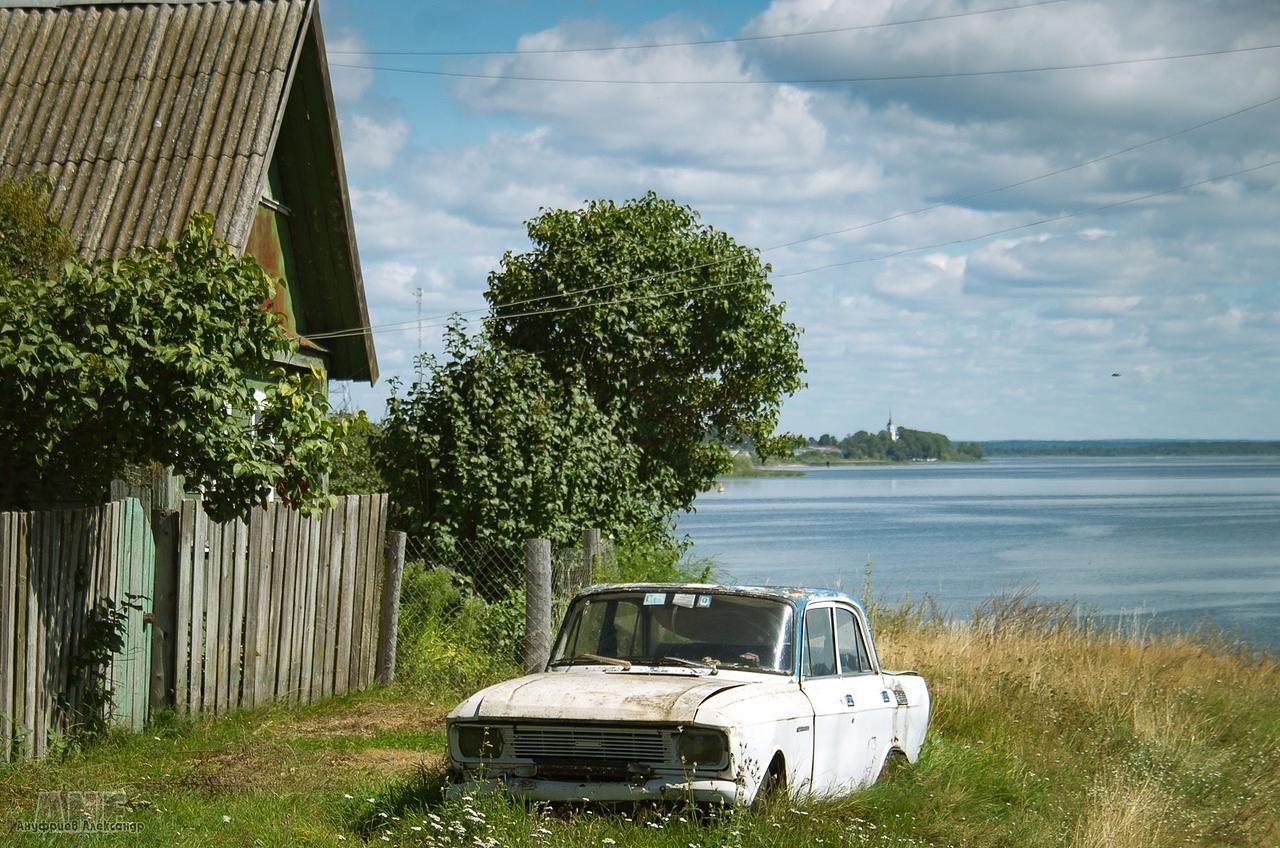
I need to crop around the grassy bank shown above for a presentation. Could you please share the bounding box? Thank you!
[721,452,805,477]
[2,595,1276,846]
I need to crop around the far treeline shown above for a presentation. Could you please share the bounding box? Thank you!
[982,439,1280,457]
[803,427,984,462]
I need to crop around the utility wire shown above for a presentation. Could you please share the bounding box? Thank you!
[330,42,1280,86]
[330,0,1075,57]
[308,159,1280,342]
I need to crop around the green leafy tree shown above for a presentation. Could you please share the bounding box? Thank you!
[327,410,387,495]
[0,178,343,520]
[484,193,805,514]
[0,173,72,279]
[378,324,661,559]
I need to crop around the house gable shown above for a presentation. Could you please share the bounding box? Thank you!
[0,0,377,382]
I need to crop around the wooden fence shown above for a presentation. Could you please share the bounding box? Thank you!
[167,494,389,712]
[0,493,397,762]
[0,499,153,762]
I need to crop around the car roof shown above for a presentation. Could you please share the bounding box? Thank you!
[577,582,863,612]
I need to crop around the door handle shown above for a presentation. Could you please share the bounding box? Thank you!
[844,693,855,707]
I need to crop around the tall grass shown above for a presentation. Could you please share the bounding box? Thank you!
[368,581,1279,848]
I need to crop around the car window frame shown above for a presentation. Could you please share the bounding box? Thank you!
[833,604,876,676]
[801,605,839,680]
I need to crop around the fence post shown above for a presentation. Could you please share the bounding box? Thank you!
[582,528,601,589]
[376,531,406,686]
[524,538,552,675]
[149,509,179,710]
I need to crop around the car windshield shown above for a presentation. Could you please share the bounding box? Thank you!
[550,590,795,674]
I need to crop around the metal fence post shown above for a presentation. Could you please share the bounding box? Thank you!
[376,531,406,686]
[524,538,552,674]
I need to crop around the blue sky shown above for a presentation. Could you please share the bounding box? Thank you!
[320,0,1279,440]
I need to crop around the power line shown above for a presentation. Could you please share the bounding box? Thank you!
[330,0,1075,58]
[330,42,1280,86]
[309,159,1280,342]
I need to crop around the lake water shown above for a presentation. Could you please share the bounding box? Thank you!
[677,457,1280,649]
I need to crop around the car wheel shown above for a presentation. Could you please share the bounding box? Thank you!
[752,754,786,809]
[877,748,911,782]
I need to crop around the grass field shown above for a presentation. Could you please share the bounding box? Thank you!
[2,594,1276,847]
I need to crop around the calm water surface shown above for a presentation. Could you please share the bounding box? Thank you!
[677,457,1280,648]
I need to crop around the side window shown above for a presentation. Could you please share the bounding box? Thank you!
[834,607,872,674]
[803,608,836,678]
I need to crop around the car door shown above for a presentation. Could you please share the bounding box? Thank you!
[799,604,857,794]
[833,604,896,788]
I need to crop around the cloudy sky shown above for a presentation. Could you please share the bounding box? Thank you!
[318,0,1279,441]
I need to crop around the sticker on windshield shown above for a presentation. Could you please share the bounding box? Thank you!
[696,595,712,608]
[672,593,695,608]
[643,592,667,606]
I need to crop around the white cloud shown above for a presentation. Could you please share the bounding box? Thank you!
[341,114,411,170]
[327,31,375,103]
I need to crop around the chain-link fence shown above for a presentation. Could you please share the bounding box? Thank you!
[394,532,614,687]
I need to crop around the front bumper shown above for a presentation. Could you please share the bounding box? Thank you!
[447,775,745,805]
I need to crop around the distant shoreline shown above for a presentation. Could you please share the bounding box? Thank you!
[982,439,1280,457]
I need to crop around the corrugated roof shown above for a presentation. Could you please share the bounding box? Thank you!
[0,0,306,257]
[0,0,377,381]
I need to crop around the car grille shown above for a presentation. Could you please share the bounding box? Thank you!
[512,725,670,763]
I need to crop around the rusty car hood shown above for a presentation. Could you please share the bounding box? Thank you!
[459,672,748,723]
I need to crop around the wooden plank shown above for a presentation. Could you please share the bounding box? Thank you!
[0,513,15,762]
[202,513,223,715]
[289,509,310,705]
[189,502,207,714]
[32,508,51,758]
[53,509,81,735]
[77,505,105,726]
[265,503,289,703]
[298,513,321,705]
[322,499,346,699]
[287,513,312,705]
[348,496,371,690]
[335,495,360,696]
[117,500,144,731]
[149,509,179,710]
[309,508,332,702]
[14,510,30,759]
[115,501,135,730]
[274,507,299,704]
[174,501,195,712]
[132,498,154,732]
[63,508,89,726]
[228,517,248,710]
[356,495,377,689]
[254,504,279,706]
[215,520,234,714]
[242,506,265,709]
[368,499,386,691]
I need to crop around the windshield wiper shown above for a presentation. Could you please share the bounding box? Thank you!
[653,656,719,674]
[549,653,632,669]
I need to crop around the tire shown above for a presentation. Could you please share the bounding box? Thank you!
[752,755,786,809]
[877,748,911,783]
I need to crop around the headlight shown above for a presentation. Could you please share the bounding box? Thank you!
[677,728,727,768]
[456,725,504,758]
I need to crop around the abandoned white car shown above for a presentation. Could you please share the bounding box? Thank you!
[446,583,930,805]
